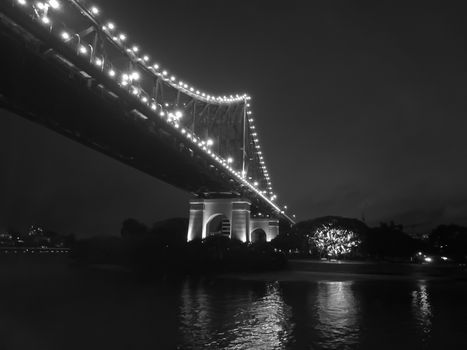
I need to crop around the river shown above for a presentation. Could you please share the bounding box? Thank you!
[1,255,466,349]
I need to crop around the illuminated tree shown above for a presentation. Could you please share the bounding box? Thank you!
[311,224,361,258]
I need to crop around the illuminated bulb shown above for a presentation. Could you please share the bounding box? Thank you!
[141,96,148,103]
[41,17,50,24]
[119,33,126,41]
[170,76,176,81]
[151,104,157,110]
[48,0,60,9]
[130,72,140,81]
[61,31,70,40]
[206,139,213,146]
[17,0,27,6]
[79,45,87,54]
[162,70,167,76]
[107,22,115,30]
[143,55,149,61]
[90,6,99,15]
[132,46,138,52]
[131,87,138,95]
[108,70,116,77]
[37,2,45,10]
[159,111,165,117]
[227,157,233,164]
[175,110,183,119]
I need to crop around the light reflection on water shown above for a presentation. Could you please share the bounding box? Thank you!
[179,280,293,349]
[411,280,432,343]
[315,281,359,348]
[3,258,467,349]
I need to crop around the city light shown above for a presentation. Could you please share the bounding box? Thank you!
[108,69,116,77]
[206,139,214,146]
[107,22,115,30]
[61,31,70,40]
[90,6,99,15]
[227,157,233,164]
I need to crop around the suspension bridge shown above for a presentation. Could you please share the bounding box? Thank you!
[0,0,295,242]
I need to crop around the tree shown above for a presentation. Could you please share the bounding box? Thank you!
[121,218,148,239]
[311,224,361,258]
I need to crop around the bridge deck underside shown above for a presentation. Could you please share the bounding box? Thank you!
[0,7,288,221]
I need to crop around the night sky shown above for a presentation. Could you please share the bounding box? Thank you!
[2,0,467,236]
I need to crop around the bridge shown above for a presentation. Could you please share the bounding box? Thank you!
[0,0,295,243]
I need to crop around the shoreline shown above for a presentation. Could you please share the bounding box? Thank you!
[221,259,467,282]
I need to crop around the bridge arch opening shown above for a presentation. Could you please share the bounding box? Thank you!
[206,214,230,237]
[250,228,267,244]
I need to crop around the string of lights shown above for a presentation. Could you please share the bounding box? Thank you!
[11,0,294,221]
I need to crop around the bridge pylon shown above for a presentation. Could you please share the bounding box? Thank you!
[187,198,279,243]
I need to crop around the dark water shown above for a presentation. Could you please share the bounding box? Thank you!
[1,256,467,349]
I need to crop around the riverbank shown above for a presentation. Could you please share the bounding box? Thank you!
[222,259,467,282]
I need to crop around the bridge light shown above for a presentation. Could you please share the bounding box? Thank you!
[119,33,126,41]
[141,96,148,103]
[253,181,258,186]
[106,22,115,31]
[48,0,60,9]
[61,31,70,40]
[90,6,99,15]
[94,58,102,66]
[206,139,214,146]
[143,55,149,62]
[227,157,233,164]
[41,16,50,24]
[130,72,140,81]
[17,0,27,6]
[37,2,45,10]
[153,64,159,70]
[79,45,87,54]
[174,110,183,119]
[170,76,176,81]
[162,70,168,76]
[108,69,116,77]
[132,46,139,52]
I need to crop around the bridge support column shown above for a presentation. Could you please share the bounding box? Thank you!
[249,218,279,242]
[187,198,251,242]
[187,199,279,243]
